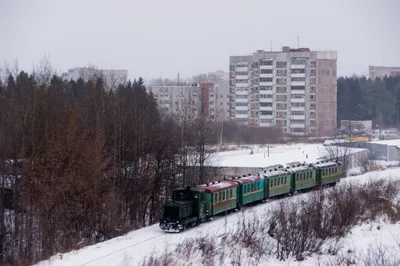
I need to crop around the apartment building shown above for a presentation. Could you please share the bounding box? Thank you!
[229,46,337,136]
[62,67,128,90]
[369,65,400,80]
[148,84,230,121]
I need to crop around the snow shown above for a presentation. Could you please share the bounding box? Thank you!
[35,143,400,266]
[369,138,400,148]
[199,181,234,189]
[213,143,364,168]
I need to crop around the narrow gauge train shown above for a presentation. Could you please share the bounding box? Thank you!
[159,160,343,232]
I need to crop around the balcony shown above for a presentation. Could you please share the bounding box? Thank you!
[260,65,273,69]
[235,114,248,119]
[236,75,248,80]
[236,67,248,72]
[260,106,273,111]
[290,73,306,78]
[260,73,273,78]
[259,81,273,86]
[235,90,248,95]
[290,123,306,128]
[235,106,248,111]
[235,98,248,103]
[291,115,305,120]
[260,97,274,102]
[291,64,305,69]
[290,98,305,103]
[291,81,306,86]
[290,106,305,111]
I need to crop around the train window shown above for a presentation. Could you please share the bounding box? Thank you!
[285,176,287,184]
[277,178,280,186]
[230,189,233,198]
[244,185,247,194]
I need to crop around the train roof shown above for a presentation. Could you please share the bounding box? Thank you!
[285,163,314,172]
[195,180,238,193]
[259,169,289,178]
[313,161,339,168]
[230,174,264,184]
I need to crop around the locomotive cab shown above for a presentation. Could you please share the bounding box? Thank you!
[160,188,206,232]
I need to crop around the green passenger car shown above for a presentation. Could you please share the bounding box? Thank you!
[195,180,238,216]
[230,174,265,207]
[286,164,317,192]
[260,169,293,198]
[314,161,342,186]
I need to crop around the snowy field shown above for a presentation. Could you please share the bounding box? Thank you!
[35,143,400,266]
[213,143,365,167]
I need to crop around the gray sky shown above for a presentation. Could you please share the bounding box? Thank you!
[1,0,399,81]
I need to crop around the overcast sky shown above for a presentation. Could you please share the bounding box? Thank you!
[1,0,399,81]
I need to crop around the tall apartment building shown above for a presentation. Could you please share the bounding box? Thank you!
[148,84,230,121]
[229,46,337,136]
[369,65,400,80]
[62,67,128,90]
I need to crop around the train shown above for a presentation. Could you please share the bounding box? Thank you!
[159,160,343,232]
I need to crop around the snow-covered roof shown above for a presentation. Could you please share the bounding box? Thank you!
[231,174,264,184]
[196,180,238,193]
[313,161,338,168]
[368,139,400,148]
[259,169,288,178]
[286,165,311,172]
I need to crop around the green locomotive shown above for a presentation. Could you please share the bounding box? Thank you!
[160,160,343,232]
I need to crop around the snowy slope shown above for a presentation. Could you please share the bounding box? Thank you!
[36,166,400,266]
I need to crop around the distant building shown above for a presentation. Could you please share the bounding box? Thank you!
[229,46,337,136]
[148,83,230,121]
[61,67,128,90]
[369,65,400,80]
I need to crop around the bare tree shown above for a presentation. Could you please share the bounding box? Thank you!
[324,140,351,175]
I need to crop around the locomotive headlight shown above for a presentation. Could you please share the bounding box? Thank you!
[176,221,179,223]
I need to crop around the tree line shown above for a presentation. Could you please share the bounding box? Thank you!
[337,75,400,129]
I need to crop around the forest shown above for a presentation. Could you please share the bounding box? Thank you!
[1,63,400,265]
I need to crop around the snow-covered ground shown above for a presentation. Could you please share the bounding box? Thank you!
[35,144,400,266]
[213,143,364,167]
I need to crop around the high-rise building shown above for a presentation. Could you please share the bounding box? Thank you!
[61,67,128,90]
[229,46,337,136]
[369,65,400,80]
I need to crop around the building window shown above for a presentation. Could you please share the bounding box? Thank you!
[260,94,273,98]
[291,94,304,99]
[260,86,272,90]
[290,69,305,74]
[291,59,305,65]
[260,78,273,82]
[236,64,248,68]
[291,111,305,115]
[260,69,273,74]
[291,77,305,82]
[276,78,287,85]
[260,111,273,115]
[310,78,316,84]
[260,119,273,123]
[291,103,305,107]
[310,61,317,68]
[276,61,287,68]
[260,102,272,107]
[291,86,305,90]
[260,60,273,66]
